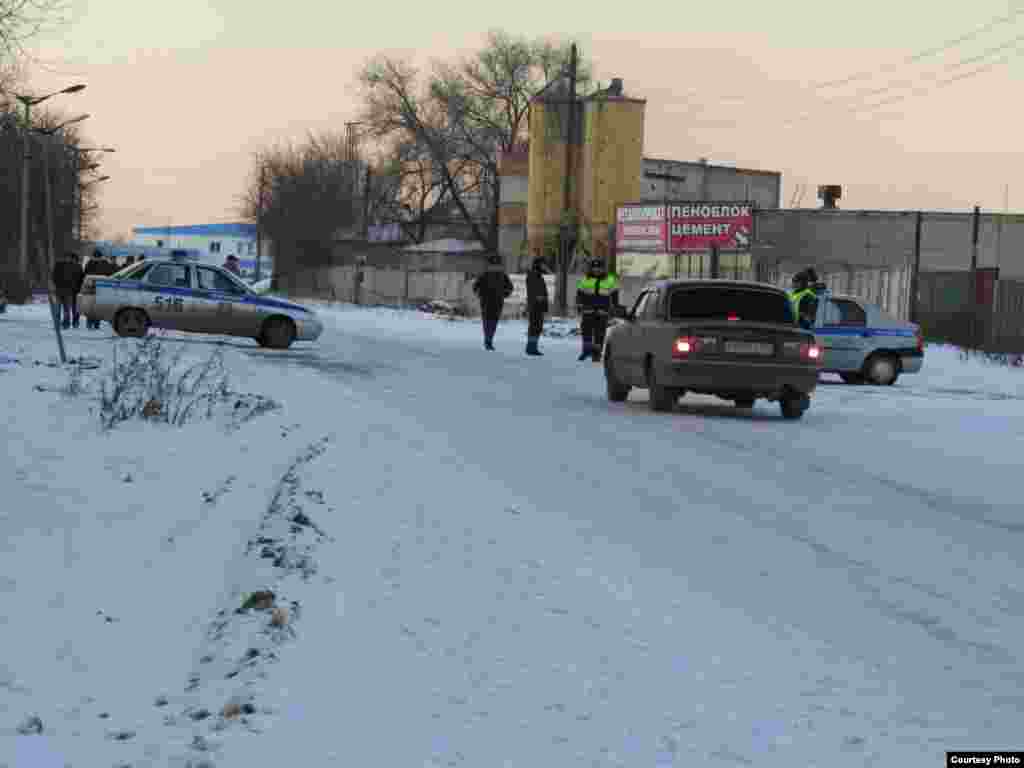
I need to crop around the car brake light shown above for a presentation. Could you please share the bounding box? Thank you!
[727,313,739,321]
[673,336,698,357]
[916,330,924,352]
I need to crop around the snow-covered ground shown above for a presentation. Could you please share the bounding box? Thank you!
[2,301,1023,767]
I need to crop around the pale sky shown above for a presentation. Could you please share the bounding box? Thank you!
[23,0,1024,238]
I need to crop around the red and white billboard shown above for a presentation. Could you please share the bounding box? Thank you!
[615,204,667,252]
[668,203,753,252]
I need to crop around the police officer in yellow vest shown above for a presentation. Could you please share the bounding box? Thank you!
[789,267,823,330]
[576,257,621,362]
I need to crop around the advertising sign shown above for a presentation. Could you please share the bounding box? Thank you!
[616,204,667,252]
[668,203,753,252]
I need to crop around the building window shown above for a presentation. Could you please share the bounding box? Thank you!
[210,241,221,254]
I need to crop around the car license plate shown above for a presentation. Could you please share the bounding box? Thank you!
[725,341,773,356]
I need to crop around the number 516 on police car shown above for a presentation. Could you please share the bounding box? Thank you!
[154,295,184,312]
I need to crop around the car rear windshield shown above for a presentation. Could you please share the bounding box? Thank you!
[668,287,795,325]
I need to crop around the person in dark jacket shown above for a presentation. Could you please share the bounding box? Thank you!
[789,267,826,330]
[83,250,112,329]
[575,257,621,362]
[472,254,514,350]
[525,255,550,356]
[52,252,84,329]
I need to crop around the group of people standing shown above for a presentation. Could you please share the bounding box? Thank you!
[50,249,120,330]
[471,254,622,361]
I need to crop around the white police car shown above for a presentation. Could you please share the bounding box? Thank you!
[811,289,924,385]
[78,255,323,349]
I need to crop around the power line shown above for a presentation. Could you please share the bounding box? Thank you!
[782,31,1024,126]
[848,42,1024,121]
[812,3,1024,88]
[665,6,1024,124]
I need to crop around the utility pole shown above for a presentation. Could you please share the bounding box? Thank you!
[40,133,66,364]
[362,165,372,240]
[14,84,87,287]
[970,204,981,348]
[18,99,33,284]
[910,211,923,324]
[256,158,266,282]
[556,42,578,317]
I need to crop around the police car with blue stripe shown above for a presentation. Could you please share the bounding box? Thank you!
[811,289,924,385]
[78,252,323,349]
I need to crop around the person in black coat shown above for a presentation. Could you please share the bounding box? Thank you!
[83,250,112,329]
[51,252,84,329]
[472,254,513,350]
[525,255,549,356]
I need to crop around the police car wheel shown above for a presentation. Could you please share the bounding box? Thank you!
[114,308,149,338]
[260,316,296,349]
[864,354,899,386]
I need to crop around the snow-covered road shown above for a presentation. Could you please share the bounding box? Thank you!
[3,303,1023,766]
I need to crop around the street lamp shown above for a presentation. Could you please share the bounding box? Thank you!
[79,175,112,239]
[67,146,115,244]
[14,84,87,284]
[32,111,90,365]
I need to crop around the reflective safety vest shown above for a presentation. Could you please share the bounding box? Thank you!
[577,274,619,312]
[789,287,816,317]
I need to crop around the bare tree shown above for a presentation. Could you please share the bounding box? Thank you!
[0,104,83,297]
[0,0,68,61]
[237,131,360,281]
[356,31,592,249]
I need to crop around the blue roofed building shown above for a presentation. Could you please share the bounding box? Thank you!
[131,223,273,278]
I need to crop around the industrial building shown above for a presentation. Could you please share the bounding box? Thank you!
[495,77,781,277]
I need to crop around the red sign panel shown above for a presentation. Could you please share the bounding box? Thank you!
[615,204,667,252]
[668,203,753,252]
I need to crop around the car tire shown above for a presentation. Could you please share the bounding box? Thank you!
[114,308,149,338]
[780,396,808,420]
[259,316,296,350]
[604,348,630,403]
[839,372,866,385]
[647,359,677,413]
[863,353,899,386]
[734,397,755,409]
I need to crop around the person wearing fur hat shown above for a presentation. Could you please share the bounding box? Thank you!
[472,254,514,350]
[525,255,550,356]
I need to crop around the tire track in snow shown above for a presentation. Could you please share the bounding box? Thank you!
[158,435,334,765]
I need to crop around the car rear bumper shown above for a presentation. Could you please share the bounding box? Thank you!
[657,359,820,397]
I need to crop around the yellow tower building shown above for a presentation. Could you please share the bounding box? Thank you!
[525,78,645,270]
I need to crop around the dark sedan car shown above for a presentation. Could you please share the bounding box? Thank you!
[602,280,823,419]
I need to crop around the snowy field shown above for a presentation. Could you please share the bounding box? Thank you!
[2,301,1023,767]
